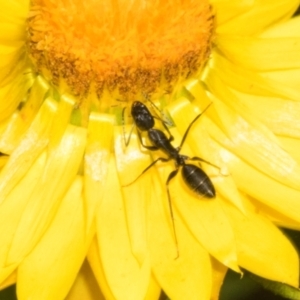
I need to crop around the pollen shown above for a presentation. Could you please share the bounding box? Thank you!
[27,0,214,102]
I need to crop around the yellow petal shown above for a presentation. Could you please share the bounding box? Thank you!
[89,236,160,300]
[88,238,117,300]
[148,174,212,300]
[0,56,31,91]
[223,202,299,287]
[210,0,253,27]
[206,86,300,192]
[0,22,26,45]
[0,72,31,121]
[279,136,300,165]
[48,93,76,150]
[0,151,46,283]
[0,266,18,290]
[0,98,57,203]
[224,89,300,139]
[66,260,106,300]
[256,68,300,101]
[0,155,8,170]
[144,277,161,300]
[249,195,300,230]
[84,113,114,232]
[114,126,152,264]
[0,48,22,72]
[224,148,300,223]
[0,112,28,154]
[201,108,300,223]
[206,52,300,101]
[0,0,29,23]
[19,75,50,127]
[260,15,300,38]
[0,270,16,291]
[97,156,151,300]
[17,176,94,300]
[0,76,50,154]
[7,125,87,264]
[216,35,300,71]
[210,258,228,300]
[214,0,299,35]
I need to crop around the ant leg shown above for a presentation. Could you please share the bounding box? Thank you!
[147,98,167,123]
[189,156,220,170]
[122,107,136,147]
[179,103,213,150]
[163,124,174,142]
[124,123,135,147]
[165,168,180,259]
[122,157,170,187]
[145,98,174,141]
[136,130,159,151]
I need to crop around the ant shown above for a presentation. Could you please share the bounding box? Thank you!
[123,100,222,257]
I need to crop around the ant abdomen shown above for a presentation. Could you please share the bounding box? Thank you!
[181,164,216,198]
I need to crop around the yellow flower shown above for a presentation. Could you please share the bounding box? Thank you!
[0,0,300,299]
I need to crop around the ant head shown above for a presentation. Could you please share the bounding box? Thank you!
[131,101,155,131]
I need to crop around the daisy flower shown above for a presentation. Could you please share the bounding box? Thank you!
[0,0,300,299]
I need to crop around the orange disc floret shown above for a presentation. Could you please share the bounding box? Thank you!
[27,0,214,100]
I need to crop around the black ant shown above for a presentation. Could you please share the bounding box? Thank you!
[123,100,221,257]
[127,101,218,196]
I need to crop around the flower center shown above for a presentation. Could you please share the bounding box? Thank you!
[27,0,214,103]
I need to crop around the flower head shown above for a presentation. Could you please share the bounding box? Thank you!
[0,0,300,299]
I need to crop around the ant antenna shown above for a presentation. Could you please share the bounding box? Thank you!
[179,102,212,149]
[121,106,135,147]
[142,92,173,127]
[148,99,174,127]
[142,98,175,142]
